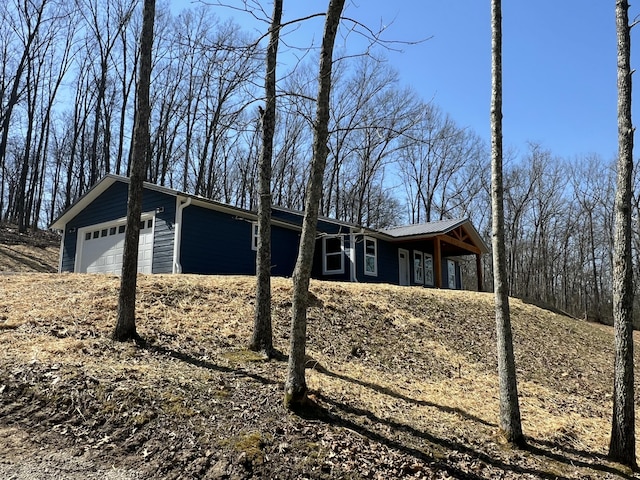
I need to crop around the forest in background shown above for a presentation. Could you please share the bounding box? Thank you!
[0,0,633,323]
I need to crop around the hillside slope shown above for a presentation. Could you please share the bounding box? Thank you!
[0,224,59,273]
[0,273,637,479]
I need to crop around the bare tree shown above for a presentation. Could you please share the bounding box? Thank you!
[76,0,136,185]
[285,0,346,410]
[113,0,155,342]
[608,0,636,468]
[0,0,49,231]
[490,0,525,446]
[397,103,483,224]
[249,0,283,357]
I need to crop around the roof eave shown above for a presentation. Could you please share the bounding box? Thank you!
[49,174,120,230]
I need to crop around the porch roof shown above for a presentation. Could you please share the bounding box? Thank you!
[381,218,490,255]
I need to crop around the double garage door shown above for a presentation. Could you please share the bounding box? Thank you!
[77,218,154,274]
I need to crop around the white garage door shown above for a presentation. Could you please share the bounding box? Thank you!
[77,218,154,274]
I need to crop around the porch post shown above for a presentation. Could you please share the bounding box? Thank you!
[476,253,484,292]
[434,237,442,288]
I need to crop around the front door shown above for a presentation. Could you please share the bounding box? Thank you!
[398,248,410,286]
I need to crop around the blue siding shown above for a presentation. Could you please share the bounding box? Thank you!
[180,205,253,274]
[151,194,176,274]
[352,236,397,284]
[180,205,300,277]
[58,179,464,288]
[271,226,300,277]
[61,182,176,273]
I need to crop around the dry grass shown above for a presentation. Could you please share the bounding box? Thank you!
[1,272,638,478]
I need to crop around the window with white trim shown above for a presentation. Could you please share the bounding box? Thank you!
[322,236,344,274]
[364,236,377,276]
[251,222,258,251]
[413,251,424,284]
[447,259,457,289]
[424,253,434,286]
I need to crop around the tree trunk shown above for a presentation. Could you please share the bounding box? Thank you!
[249,0,283,357]
[284,0,345,410]
[608,0,636,468]
[113,0,155,342]
[490,0,525,446]
[0,2,45,185]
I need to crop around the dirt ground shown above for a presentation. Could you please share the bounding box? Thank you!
[0,226,638,479]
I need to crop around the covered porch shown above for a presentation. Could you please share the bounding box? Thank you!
[381,218,489,291]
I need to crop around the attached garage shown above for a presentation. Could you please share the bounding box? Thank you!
[75,216,155,274]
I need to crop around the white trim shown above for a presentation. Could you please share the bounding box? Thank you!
[172,196,192,273]
[251,222,258,251]
[75,212,155,274]
[398,248,410,286]
[322,235,344,275]
[57,229,65,273]
[363,236,377,277]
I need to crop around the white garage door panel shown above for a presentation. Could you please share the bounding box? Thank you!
[79,219,154,274]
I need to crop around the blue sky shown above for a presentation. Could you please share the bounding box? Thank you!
[176,1,639,161]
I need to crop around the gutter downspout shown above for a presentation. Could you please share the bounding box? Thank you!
[172,197,192,273]
[57,229,65,273]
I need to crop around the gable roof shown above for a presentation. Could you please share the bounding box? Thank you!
[49,174,274,231]
[381,218,489,254]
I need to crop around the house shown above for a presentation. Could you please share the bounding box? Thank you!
[50,174,489,290]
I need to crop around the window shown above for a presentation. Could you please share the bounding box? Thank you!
[424,254,434,286]
[85,232,91,241]
[447,259,457,289]
[413,251,424,284]
[322,236,344,274]
[109,227,117,236]
[92,231,99,239]
[364,236,377,276]
[147,219,153,229]
[251,222,258,251]
[118,225,126,234]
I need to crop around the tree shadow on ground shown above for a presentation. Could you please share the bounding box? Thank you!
[309,393,636,480]
[0,245,57,272]
[308,360,494,428]
[138,341,281,387]
[308,362,634,480]
[524,439,635,478]
[139,343,633,480]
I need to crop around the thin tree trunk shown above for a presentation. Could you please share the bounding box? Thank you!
[490,0,525,446]
[113,0,155,342]
[608,0,636,468]
[249,0,283,357]
[284,0,346,410]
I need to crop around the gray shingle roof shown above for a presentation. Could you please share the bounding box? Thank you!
[381,218,489,254]
[381,218,467,237]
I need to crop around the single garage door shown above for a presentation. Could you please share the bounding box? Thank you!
[77,218,154,274]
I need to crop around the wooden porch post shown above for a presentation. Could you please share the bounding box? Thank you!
[476,253,484,292]
[434,237,442,288]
